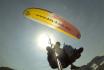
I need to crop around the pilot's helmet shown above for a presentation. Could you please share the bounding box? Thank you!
[56,42,60,46]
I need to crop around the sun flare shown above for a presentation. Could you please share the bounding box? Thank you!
[37,32,56,51]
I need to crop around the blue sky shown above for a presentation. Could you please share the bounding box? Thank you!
[0,0,104,70]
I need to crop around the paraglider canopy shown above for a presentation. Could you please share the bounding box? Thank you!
[23,7,81,39]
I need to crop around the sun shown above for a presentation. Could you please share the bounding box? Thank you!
[37,32,56,51]
[37,33,49,50]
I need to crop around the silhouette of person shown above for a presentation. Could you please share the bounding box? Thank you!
[46,42,83,69]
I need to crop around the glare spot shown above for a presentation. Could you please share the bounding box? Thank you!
[37,32,56,51]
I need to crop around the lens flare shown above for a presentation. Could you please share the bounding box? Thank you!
[37,32,56,51]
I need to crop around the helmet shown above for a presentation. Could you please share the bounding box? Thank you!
[56,42,60,45]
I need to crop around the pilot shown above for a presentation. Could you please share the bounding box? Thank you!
[46,42,83,69]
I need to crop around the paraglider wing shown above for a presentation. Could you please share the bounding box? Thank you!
[23,8,81,39]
